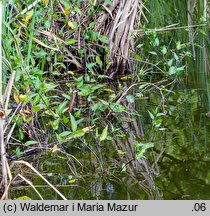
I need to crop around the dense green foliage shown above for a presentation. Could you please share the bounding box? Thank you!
[0,0,209,200]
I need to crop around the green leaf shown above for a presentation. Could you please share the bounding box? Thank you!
[126,95,135,103]
[75,75,84,87]
[33,94,41,105]
[56,101,68,116]
[62,93,71,100]
[135,142,154,159]
[15,147,22,157]
[139,83,149,89]
[167,59,173,67]
[97,75,109,79]
[75,6,82,15]
[99,99,109,106]
[105,0,113,5]
[42,83,57,93]
[52,119,60,130]
[161,46,167,55]
[154,37,159,46]
[135,54,142,60]
[168,66,177,75]
[117,150,126,155]
[86,62,96,71]
[199,29,207,36]
[99,35,109,44]
[45,19,51,29]
[100,125,108,142]
[156,113,165,117]
[70,113,77,132]
[148,111,154,120]
[59,131,71,137]
[92,31,99,41]
[91,102,107,111]
[61,0,71,9]
[15,69,21,82]
[176,41,182,50]
[32,105,41,112]
[173,52,179,60]
[121,163,127,172]
[136,44,143,49]
[63,116,69,124]
[176,66,185,72]
[78,84,90,96]
[110,103,125,112]
[96,55,103,69]
[64,130,85,141]
[18,130,25,141]
[15,196,32,200]
[149,51,157,55]
[66,39,77,45]
[90,84,104,92]
[24,140,38,146]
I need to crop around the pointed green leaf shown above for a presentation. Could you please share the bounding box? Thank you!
[63,130,85,142]
[149,51,157,55]
[100,125,108,142]
[135,142,154,159]
[52,119,60,130]
[148,111,154,120]
[66,39,77,45]
[168,66,177,75]
[70,113,77,132]
[24,140,38,146]
[59,131,71,137]
[96,55,103,69]
[56,101,68,116]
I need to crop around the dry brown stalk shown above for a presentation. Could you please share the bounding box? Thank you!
[0,1,8,192]
[95,0,141,74]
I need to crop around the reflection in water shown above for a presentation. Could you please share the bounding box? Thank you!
[106,183,114,199]
[6,81,210,200]
[151,84,210,199]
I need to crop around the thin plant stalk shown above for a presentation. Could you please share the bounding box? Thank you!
[10,161,67,200]
[0,1,8,189]
[0,1,2,99]
[17,174,44,200]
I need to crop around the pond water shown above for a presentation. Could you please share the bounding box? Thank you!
[150,83,210,200]
[8,78,210,200]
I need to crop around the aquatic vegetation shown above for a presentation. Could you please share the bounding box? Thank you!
[0,0,209,200]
